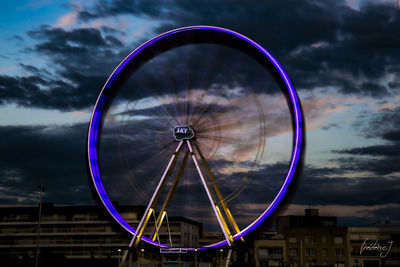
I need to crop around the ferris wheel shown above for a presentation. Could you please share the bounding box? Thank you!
[87,26,305,257]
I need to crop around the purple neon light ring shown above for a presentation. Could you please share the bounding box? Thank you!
[87,26,304,249]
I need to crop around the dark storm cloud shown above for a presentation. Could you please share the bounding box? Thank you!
[298,100,399,216]
[388,73,400,89]
[0,25,124,110]
[80,0,399,96]
[332,133,400,175]
[364,106,400,140]
[359,82,389,97]
[383,130,400,142]
[0,72,106,110]
[0,124,94,205]
[28,26,108,47]
[321,123,339,130]
[19,63,43,75]
[1,121,397,224]
[332,153,400,176]
[291,166,400,206]
[334,144,400,157]
[337,203,400,226]
[118,101,235,121]
[333,104,400,175]
[0,0,397,111]
[0,75,48,106]
[27,25,124,72]
[77,0,168,21]
[13,35,24,42]
[79,0,344,54]
[224,162,399,207]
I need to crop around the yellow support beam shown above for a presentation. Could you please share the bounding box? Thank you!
[194,143,244,241]
[225,206,243,241]
[216,205,234,244]
[187,140,232,246]
[128,141,184,249]
[151,151,189,241]
[152,211,167,241]
[134,208,154,247]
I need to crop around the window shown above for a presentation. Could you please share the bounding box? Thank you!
[321,236,327,244]
[271,248,283,257]
[289,248,298,257]
[322,248,328,256]
[364,234,377,240]
[334,236,343,244]
[334,262,345,267]
[305,248,315,256]
[258,249,269,260]
[335,248,344,256]
[258,248,283,260]
[305,236,316,244]
[289,237,297,243]
[322,220,334,226]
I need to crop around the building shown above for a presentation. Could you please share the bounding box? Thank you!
[4,203,400,267]
[277,209,350,267]
[348,225,400,267]
[253,209,350,267]
[253,209,400,267]
[253,232,286,267]
[0,203,201,266]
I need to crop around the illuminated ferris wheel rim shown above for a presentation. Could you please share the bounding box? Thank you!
[87,25,304,249]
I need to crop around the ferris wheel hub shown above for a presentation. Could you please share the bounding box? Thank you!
[173,125,195,141]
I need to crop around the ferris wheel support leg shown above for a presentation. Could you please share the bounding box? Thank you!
[194,143,244,242]
[123,141,184,259]
[186,140,233,246]
[152,150,189,241]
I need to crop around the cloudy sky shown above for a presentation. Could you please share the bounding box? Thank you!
[1,0,400,235]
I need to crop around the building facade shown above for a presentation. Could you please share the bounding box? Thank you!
[253,232,286,267]
[0,203,201,266]
[277,209,350,267]
[253,209,400,267]
[348,225,400,267]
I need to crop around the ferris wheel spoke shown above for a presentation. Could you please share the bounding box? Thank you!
[193,143,244,241]
[186,140,233,246]
[151,149,190,242]
[127,140,184,249]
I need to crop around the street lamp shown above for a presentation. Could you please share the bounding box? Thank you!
[141,248,144,267]
[195,248,198,267]
[220,249,223,267]
[35,184,45,267]
[117,249,121,267]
